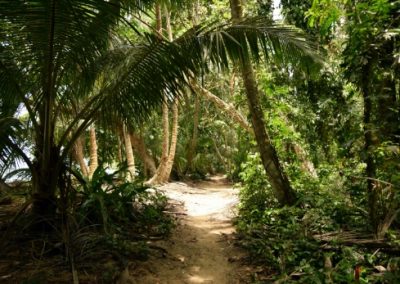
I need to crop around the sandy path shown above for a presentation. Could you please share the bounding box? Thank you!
[124,176,248,284]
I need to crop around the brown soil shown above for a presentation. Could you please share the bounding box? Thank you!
[119,176,250,284]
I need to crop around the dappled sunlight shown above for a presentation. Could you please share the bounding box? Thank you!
[159,182,239,219]
[159,179,239,238]
[209,226,235,235]
[188,218,236,235]
[187,274,215,283]
[128,179,244,283]
[186,266,216,283]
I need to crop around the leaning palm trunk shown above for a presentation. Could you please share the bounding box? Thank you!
[117,136,123,164]
[73,135,89,178]
[229,0,297,206]
[158,7,180,182]
[88,126,99,179]
[130,132,157,177]
[148,101,170,185]
[122,124,135,181]
[190,80,252,133]
[148,6,180,185]
[159,99,179,182]
[147,5,169,185]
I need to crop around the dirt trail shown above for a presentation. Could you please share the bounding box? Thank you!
[124,176,248,284]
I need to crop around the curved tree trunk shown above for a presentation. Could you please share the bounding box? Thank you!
[73,135,89,178]
[159,6,179,181]
[160,99,179,182]
[117,135,123,164]
[148,101,170,185]
[88,126,98,179]
[122,124,135,181]
[190,80,253,133]
[148,5,168,185]
[148,6,180,185]
[130,132,157,177]
[229,0,297,206]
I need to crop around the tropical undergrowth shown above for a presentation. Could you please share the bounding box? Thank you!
[235,153,400,283]
[0,166,173,283]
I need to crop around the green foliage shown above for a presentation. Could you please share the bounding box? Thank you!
[237,198,399,282]
[306,0,342,36]
[238,152,278,220]
[236,149,399,282]
[229,128,253,181]
[77,167,173,236]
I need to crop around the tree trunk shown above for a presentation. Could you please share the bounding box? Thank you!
[148,103,170,184]
[72,135,89,178]
[122,124,135,181]
[130,132,157,177]
[159,6,179,181]
[88,126,98,179]
[229,0,297,206]
[32,121,59,215]
[190,80,253,133]
[361,62,379,236]
[155,3,162,36]
[31,145,59,216]
[148,7,180,185]
[160,99,179,182]
[286,142,317,177]
[117,135,123,164]
[147,6,169,185]
[191,0,200,25]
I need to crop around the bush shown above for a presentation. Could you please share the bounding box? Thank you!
[75,167,173,237]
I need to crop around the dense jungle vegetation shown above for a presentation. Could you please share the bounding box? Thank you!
[0,0,399,282]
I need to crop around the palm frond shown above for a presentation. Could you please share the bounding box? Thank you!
[0,118,32,177]
[177,17,323,72]
[60,17,322,157]
[59,35,199,157]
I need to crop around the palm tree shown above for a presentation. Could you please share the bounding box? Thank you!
[72,134,89,178]
[88,126,99,179]
[228,0,319,206]
[0,0,196,215]
[122,123,136,181]
[230,0,295,205]
[130,131,157,177]
[148,5,181,184]
[0,0,319,217]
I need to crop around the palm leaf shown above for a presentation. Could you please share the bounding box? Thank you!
[60,17,322,158]
[0,118,33,178]
[176,17,323,71]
